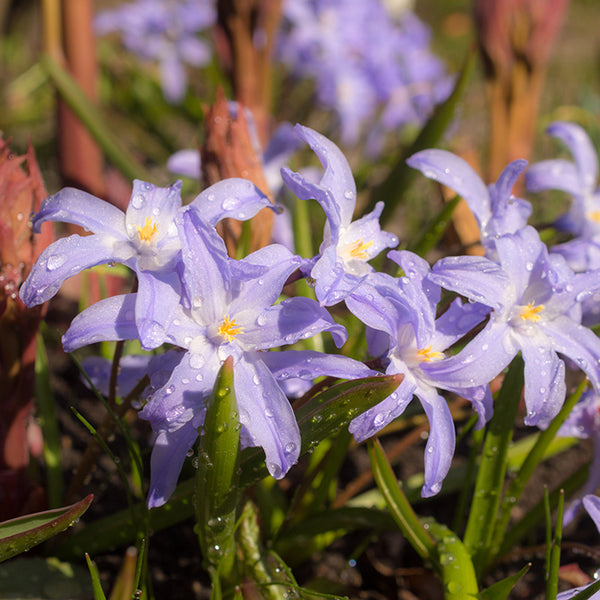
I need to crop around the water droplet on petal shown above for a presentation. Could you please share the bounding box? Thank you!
[46,254,66,271]
[131,194,145,209]
[189,354,205,369]
[222,197,239,211]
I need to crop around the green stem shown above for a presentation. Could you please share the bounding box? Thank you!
[488,379,587,563]
[368,439,435,560]
[463,355,524,575]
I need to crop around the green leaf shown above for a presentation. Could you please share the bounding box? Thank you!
[195,356,240,581]
[240,374,404,487]
[570,578,600,600]
[368,439,435,561]
[35,331,63,508]
[409,194,461,257]
[425,520,479,600]
[40,54,154,183]
[57,375,402,559]
[0,495,93,562]
[85,553,108,600]
[365,47,477,226]
[463,355,524,575]
[479,563,530,600]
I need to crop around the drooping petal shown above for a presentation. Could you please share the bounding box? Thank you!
[177,207,231,324]
[547,121,599,192]
[429,255,511,311]
[519,335,566,427]
[542,316,600,392]
[261,349,377,381]
[406,149,491,227]
[493,159,528,204]
[235,353,300,479]
[449,384,492,429]
[32,187,127,238]
[416,386,456,497]
[563,436,600,525]
[348,373,417,442]
[582,493,600,532]
[146,421,200,508]
[422,321,516,389]
[190,178,273,226]
[240,296,347,350]
[345,275,409,345]
[62,294,139,352]
[20,233,120,306]
[525,159,582,196]
[135,269,183,350]
[291,124,357,227]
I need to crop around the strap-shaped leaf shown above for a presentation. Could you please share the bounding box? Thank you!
[195,356,240,579]
[0,494,93,562]
[479,563,530,600]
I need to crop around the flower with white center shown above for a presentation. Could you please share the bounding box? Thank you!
[281,124,398,305]
[20,177,274,349]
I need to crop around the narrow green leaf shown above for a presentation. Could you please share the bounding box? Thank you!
[366,47,477,226]
[546,489,565,600]
[368,439,435,561]
[85,554,107,600]
[463,355,524,575]
[489,379,587,563]
[409,194,461,257]
[35,332,63,508]
[479,563,530,600]
[570,578,600,600]
[0,495,93,562]
[57,375,402,559]
[40,54,153,182]
[195,356,240,580]
[425,520,479,600]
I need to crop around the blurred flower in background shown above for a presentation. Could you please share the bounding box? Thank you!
[277,0,452,154]
[95,0,217,103]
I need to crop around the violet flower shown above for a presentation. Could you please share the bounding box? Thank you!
[20,178,273,349]
[407,149,532,255]
[281,125,398,306]
[277,0,450,153]
[95,0,216,103]
[62,207,373,507]
[526,121,600,273]
[424,226,600,428]
[345,250,491,496]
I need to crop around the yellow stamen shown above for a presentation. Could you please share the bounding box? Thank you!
[589,210,600,223]
[417,345,444,362]
[520,302,545,322]
[136,217,159,242]
[347,239,374,260]
[218,315,243,341]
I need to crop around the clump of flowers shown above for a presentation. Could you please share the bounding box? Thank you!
[277,0,452,154]
[95,0,216,103]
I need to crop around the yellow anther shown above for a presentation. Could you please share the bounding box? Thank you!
[417,345,444,362]
[588,210,600,223]
[136,217,159,242]
[218,315,243,341]
[347,239,374,260]
[520,302,545,322]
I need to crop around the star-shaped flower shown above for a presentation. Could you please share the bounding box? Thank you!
[20,178,273,349]
[281,125,398,305]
